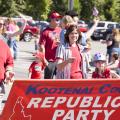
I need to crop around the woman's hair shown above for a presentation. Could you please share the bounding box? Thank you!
[0,19,6,35]
[112,28,120,42]
[62,15,74,25]
[64,24,82,44]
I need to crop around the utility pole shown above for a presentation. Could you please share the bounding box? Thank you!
[68,0,74,10]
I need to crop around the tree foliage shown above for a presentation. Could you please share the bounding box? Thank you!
[0,0,26,17]
[25,0,52,20]
[0,0,119,22]
[110,0,120,22]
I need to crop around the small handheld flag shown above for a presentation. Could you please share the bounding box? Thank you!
[92,6,99,17]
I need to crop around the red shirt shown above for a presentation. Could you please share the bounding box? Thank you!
[39,27,61,62]
[92,68,110,78]
[70,45,83,79]
[0,40,13,81]
[29,61,45,79]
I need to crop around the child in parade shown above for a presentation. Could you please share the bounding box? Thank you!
[92,52,120,79]
[28,52,47,79]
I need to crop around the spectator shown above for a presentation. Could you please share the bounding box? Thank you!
[92,52,120,78]
[28,52,47,79]
[65,10,79,24]
[101,28,120,62]
[5,18,19,60]
[111,29,120,55]
[0,19,8,43]
[56,24,83,79]
[4,14,27,60]
[39,11,62,79]
[0,39,14,108]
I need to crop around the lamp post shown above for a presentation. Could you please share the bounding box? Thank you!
[68,0,74,10]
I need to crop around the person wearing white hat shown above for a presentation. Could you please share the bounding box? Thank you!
[92,52,120,78]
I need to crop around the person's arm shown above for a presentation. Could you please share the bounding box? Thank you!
[28,63,33,79]
[39,44,45,53]
[5,45,14,84]
[107,60,119,70]
[110,70,120,78]
[8,19,26,37]
[86,18,99,39]
[56,57,75,71]
[28,72,32,79]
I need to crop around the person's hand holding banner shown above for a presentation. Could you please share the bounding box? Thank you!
[5,71,14,85]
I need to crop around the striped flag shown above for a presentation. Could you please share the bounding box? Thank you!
[92,6,99,17]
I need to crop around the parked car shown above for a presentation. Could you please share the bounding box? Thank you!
[35,21,49,33]
[91,21,120,40]
[20,21,39,42]
[78,20,88,32]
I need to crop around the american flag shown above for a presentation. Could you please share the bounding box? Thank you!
[92,6,99,17]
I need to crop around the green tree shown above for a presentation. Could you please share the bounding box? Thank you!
[51,0,68,15]
[74,0,81,12]
[110,0,120,22]
[0,0,26,17]
[0,0,16,16]
[79,0,93,20]
[26,0,52,20]
[51,0,81,17]
[102,0,113,21]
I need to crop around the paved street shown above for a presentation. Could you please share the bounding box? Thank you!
[14,41,36,79]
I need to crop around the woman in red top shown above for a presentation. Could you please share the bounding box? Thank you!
[56,24,83,79]
[92,53,120,78]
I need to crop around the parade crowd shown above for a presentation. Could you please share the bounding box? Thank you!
[37,11,120,80]
[0,10,120,104]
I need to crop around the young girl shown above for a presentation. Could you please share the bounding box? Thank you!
[92,52,120,78]
[28,52,47,79]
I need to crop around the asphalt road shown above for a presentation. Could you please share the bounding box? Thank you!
[14,41,36,79]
